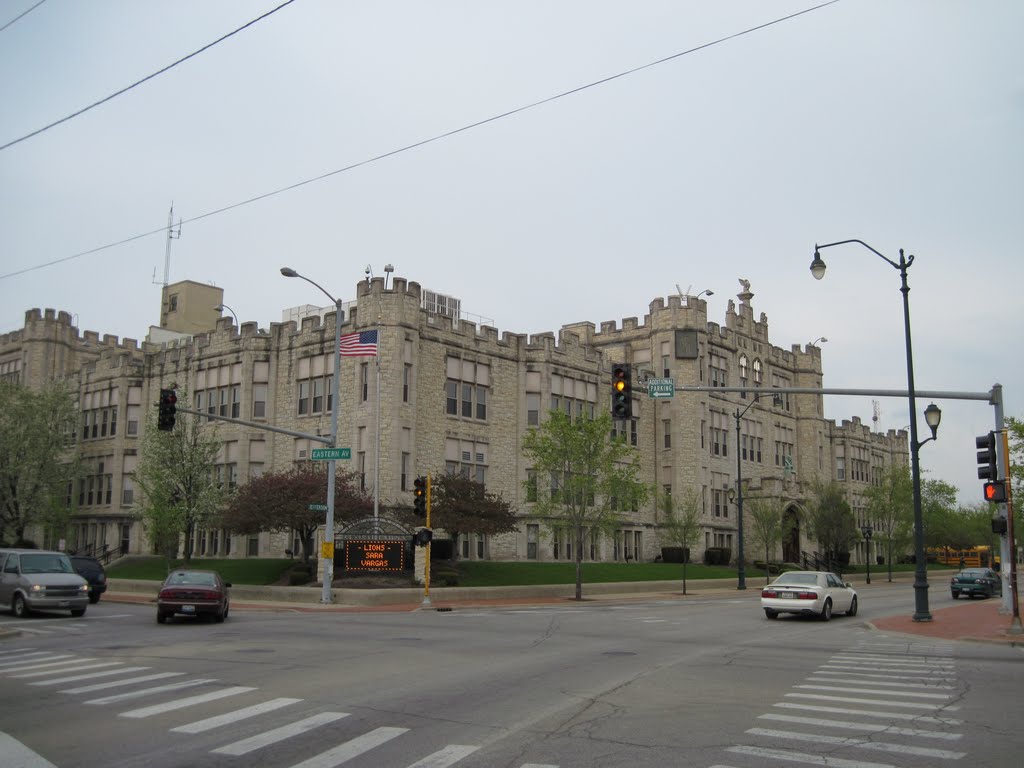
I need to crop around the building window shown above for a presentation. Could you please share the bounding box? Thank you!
[527,524,539,560]
[401,452,410,491]
[739,354,749,397]
[526,470,537,502]
[358,452,366,490]
[403,364,412,403]
[445,357,490,422]
[253,384,267,418]
[526,393,540,426]
[360,363,369,402]
[247,536,259,556]
[663,419,671,449]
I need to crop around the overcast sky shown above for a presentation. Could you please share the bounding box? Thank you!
[1,0,1021,505]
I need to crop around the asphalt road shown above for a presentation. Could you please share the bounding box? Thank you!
[1,581,1021,768]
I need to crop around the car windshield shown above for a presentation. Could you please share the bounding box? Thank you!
[774,572,819,585]
[21,553,75,574]
[167,571,217,587]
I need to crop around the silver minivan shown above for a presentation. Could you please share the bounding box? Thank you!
[0,549,90,617]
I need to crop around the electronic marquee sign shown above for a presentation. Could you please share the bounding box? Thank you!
[344,540,406,572]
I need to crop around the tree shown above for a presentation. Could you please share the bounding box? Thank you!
[521,410,648,600]
[221,463,371,562]
[134,394,226,565]
[864,464,913,581]
[426,472,519,561]
[746,496,785,585]
[806,480,859,573]
[0,381,82,546]
[659,487,701,594]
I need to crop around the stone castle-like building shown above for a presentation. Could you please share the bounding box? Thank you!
[0,276,908,568]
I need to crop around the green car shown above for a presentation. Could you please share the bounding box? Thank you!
[950,568,1002,599]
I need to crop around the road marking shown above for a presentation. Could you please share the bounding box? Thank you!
[212,711,349,756]
[288,726,409,768]
[819,666,956,680]
[30,665,150,685]
[6,657,94,673]
[171,697,303,733]
[785,693,950,711]
[15,661,126,679]
[807,676,954,690]
[745,727,966,759]
[519,764,560,768]
[85,678,217,705]
[772,702,962,725]
[0,731,58,768]
[62,672,185,694]
[758,713,962,739]
[0,655,71,667]
[830,654,954,668]
[404,743,479,767]
[794,685,950,700]
[727,744,896,767]
[121,685,256,718]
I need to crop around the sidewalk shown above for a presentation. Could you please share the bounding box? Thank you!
[868,597,1024,647]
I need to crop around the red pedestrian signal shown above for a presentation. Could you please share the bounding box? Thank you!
[983,481,1007,504]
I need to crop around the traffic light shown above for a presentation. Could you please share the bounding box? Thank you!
[157,388,177,432]
[991,517,1008,535]
[976,432,998,481]
[413,527,433,547]
[983,481,1007,504]
[611,364,632,419]
[413,476,427,518]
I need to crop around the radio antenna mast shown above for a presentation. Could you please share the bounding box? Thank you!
[154,202,182,285]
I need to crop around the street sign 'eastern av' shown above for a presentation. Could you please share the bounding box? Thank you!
[311,447,351,461]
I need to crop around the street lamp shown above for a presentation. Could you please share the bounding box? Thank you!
[696,289,714,299]
[280,266,343,605]
[860,524,873,585]
[732,393,765,590]
[810,239,939,621]
[214,304,239,326]
[809,336,828,347]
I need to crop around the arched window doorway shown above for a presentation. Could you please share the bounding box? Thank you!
[782,506,801,564]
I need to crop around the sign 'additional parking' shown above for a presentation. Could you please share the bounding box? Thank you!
[647,378,675,398]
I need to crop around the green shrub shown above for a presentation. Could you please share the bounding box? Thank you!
[703,547,732,566]
[661,547,690,564]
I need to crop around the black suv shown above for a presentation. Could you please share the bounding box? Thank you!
[70,555,107,604]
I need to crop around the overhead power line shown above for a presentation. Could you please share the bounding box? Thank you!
[0,0,47,34]
[0,0,840,282]
[0,0,298,152]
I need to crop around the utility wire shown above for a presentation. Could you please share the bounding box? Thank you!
[0,0,840,281]
[0,0,298,152]
[0,0,46,34]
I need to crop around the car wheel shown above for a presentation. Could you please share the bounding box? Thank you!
[846,596,858,617]
[88,593,100,604]
[951,592,959,599]
[70,608,86,617]
[820,599,833,621]
[156,611,167,624]
[12,594,30,618]
[214,609,225,623]
[223,603,229,619]
[764,609,778,619]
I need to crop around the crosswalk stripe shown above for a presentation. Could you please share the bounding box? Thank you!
[772,702,962,725]
[0,648,38,656]
[758,713,962,739]
[85,678,217,705]
[727,744,896,767]
[819,666,956,680]
[212,712,349,756]
[519,764,560,767]
[11,657,95,672]
[807,676,954,690]
[745,727,966,759]
[405,744,479,767]
[795,684,949,700]
[62,672,185,694]
[29,665,150,685]
[785,693,948,711]
[171,697,302,733]
[287,726,409,768]
[2,656,79,671]
[16,662,125,679]
[0,652,62,668]
[120,686,256,718]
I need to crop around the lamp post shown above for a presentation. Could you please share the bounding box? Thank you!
[281,267,342,605]
[214,304,239,327]
[860,524,873,585]
[810,240,941,621]
[732,393,765,590]
[809,336,828,347]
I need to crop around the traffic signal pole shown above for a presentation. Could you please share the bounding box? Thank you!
[422,475,432,607]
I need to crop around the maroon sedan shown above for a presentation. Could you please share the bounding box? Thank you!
[156,569,231,623]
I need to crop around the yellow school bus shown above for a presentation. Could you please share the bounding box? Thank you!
[929,546,992,569]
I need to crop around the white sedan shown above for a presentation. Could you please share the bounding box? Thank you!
[761,570,858,621]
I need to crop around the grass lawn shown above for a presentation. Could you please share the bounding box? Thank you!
[107,556,957,588]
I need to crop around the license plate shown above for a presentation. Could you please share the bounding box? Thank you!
[778,592,795,599]
[58,601,69,608]
[182,605,195,613]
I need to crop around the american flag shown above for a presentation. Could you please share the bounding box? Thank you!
[340,329,378,357]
